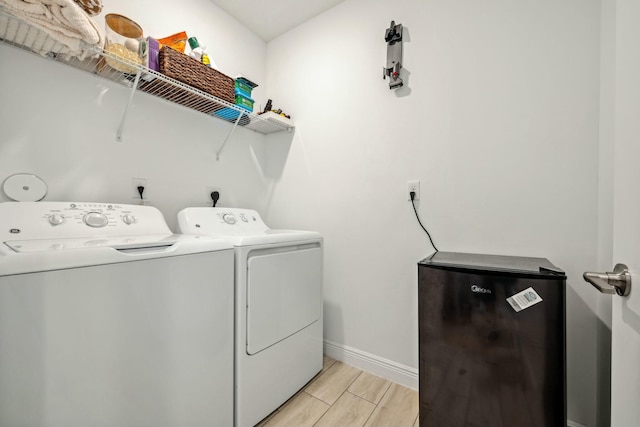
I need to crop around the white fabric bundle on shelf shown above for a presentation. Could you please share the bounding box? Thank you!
[0,0,103,59]
[0,11,68,55]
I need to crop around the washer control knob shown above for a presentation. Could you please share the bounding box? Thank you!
[240,214,248,223]
[223,213,236,224]
[122,214,136,225]
[48,214,64,226]
[83,212,108,228]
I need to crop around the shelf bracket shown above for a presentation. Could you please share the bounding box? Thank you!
[116,70,142,142]
[216,112,245,161]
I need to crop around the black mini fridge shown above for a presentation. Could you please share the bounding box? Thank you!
[418,252,566,427]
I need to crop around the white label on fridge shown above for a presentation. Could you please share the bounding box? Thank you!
[506,287,543,312]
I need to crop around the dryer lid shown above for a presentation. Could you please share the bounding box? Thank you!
[177,207,322,246]
[217,230,322,246]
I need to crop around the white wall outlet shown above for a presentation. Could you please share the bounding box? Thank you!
[205,186,222,207]
[408,180,420,201]
[132,177,148,201]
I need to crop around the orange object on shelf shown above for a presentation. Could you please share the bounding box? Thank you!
[157,31,188,53]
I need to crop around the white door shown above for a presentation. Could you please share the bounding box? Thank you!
[595,0,640,425]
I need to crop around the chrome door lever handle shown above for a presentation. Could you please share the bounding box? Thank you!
[583,263,631,296]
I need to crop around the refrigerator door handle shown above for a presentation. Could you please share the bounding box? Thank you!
[583,263,631,296]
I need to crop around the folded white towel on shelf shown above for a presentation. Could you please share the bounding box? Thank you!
[0,0,103,59]
[0,11,70,56]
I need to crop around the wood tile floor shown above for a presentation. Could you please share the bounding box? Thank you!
[256,356,419,427]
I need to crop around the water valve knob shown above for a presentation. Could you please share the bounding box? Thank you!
[122,214,136,225]
[48,214,64,226]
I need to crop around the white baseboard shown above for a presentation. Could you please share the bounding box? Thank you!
[567,421,587,427]
[323,339,418,390]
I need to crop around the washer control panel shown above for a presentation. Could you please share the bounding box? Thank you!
[1,202,171,241]
[41,203,138,229]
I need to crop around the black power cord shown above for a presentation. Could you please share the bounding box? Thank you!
[410,191,438,252]
[137,186,145,205]
[211,191,220,207]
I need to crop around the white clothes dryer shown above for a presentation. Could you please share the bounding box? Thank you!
[177,207,323,427]
[0,201,234,427]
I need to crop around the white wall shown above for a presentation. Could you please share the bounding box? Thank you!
[0,0,270,230]
[264,0,602,425]
[1,1,607,425]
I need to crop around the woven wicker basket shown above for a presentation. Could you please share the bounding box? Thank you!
[141,46,235,114]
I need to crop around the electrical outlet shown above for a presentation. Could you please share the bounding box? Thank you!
[205,186,222,207]
[408,180,420,201]
[132,177,148,201]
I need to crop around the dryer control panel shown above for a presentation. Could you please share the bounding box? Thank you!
[0,202,172,241]
[177,207,323,247]
[178,208,269,236]
[218,210,261,227]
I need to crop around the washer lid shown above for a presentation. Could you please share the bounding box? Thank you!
[0,234,233,276]
[4,234,181,253]
[2,173,47,201]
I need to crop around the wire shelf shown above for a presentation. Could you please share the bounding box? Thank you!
[0,9,294,142]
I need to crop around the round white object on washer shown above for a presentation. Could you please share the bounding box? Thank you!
[2,173,48,201]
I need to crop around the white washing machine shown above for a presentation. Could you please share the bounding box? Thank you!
[177,207,323,427]
[0,201,234,427]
